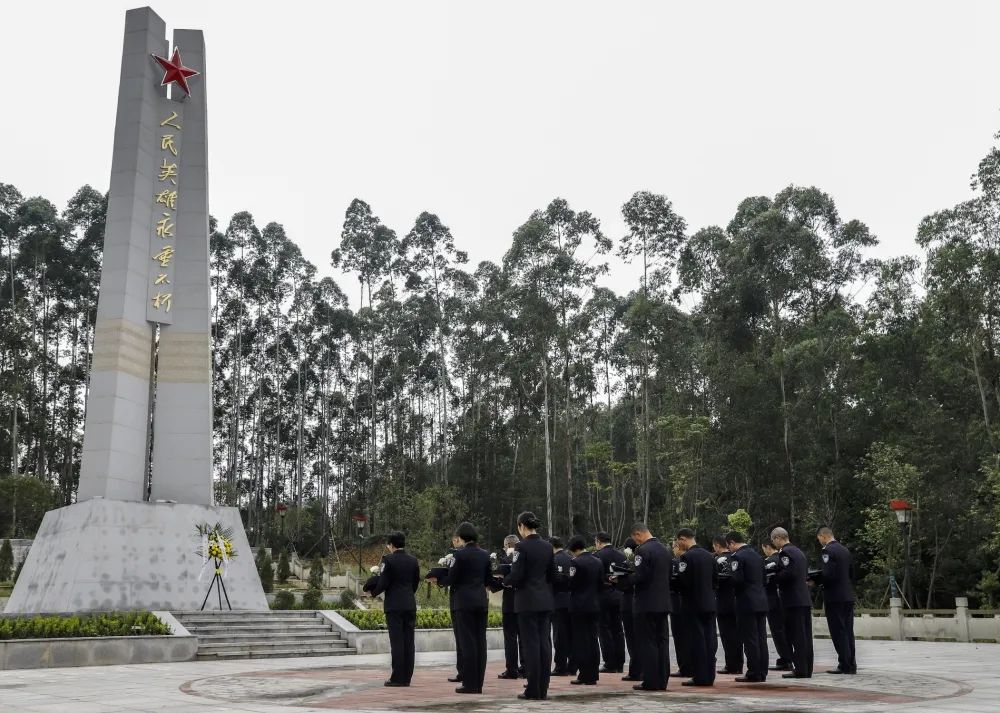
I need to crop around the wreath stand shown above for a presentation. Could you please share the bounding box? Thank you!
[200,561,233,611]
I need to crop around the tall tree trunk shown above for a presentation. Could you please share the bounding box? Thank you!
[542,354,553,533]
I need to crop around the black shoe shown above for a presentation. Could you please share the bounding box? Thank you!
[682,680,713,687]
[447,676,462,683]
[633,684,666,691]
[455,686,481,694]
[782,672,807,679]
[717,669,741,675]
[571,679,597,685]
[498,671,519,679]
[551,669,571,676]
[517,693,539,700]
[384,681,408,687]
[598,667,621,674]
[735,676,764,683]
[826,669,846,675]
[769,665,792,671]
[518,668,527,676]
[622,675,642,681]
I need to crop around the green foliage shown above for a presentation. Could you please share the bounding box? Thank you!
[276,551,290,584]
[301,555,325,608]
[272,589,296,609]
[0,477,60,538]
[338,588,357,609]
[255,549,274,593]
[334,609,503,630]
[0,539,12,582]
[726,509,753,538]
[0,612,170,640]
[12,556,24,584]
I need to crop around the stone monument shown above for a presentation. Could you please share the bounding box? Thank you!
[5,7,267,613]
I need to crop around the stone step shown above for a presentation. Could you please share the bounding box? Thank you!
[182,623,329,633]
[196,647,356,660]
[196,631,343,643]
[198,639,350,653]
[175,610,320,618]
[178,616,322,625]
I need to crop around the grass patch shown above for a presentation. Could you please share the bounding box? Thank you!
[0,612,170,640]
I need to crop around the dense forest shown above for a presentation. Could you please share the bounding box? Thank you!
[2,132,999,609]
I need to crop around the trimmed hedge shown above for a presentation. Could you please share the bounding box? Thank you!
[0,612,171,640]
[336,609,503,630]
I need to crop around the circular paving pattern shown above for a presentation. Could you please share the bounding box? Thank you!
[181,663,972,712]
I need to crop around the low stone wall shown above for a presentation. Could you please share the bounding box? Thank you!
[813,597,1000,643]
[0,611,197,670]
[318,611,504,655]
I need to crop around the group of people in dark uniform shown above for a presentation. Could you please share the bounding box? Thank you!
[365,514,857,698]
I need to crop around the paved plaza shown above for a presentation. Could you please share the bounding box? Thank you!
[1,638,998,712]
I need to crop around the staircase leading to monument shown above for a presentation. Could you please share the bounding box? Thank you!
[174,610,356,660]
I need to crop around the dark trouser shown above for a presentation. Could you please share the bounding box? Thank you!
[598,602,625,670]
[572,612,600,683]
[635,611,670,690]
[519,610,552,699]
[454,608,488,691]
[386,609,416,684]
[825,601,856,672]
[502,610,520,675]
[717,613,743,673]
[687,612,717,685]
[784,606,814,677]
[622,606,641,678]
[451,608,463,679]
[670,610,691,675]
[737,612,769,680]
[552,607,573,673]
[766,606,793,666]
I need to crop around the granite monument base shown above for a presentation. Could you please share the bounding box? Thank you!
[4,499,266,614]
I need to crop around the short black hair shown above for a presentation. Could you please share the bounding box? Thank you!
[712,534,728,548]
[816,525,834,537]
[549,536,564,549]
[676,527,696,539]
[725,530,745,544]
[595,531,612,544]
[517,511,542,530]
[455,522,478,543]
[630,522,650,535]
[387,531,406,549]
[568,535,588,553]
[623,536,636,548]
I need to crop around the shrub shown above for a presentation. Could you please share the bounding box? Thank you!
[255,549,274,593]
[0,612,170,640]
[272,589,296,609]
[338,588,357,609]
[332,609,503,630]
[276,551,291,584]
[301,555,324,608]
[0,539,12,582]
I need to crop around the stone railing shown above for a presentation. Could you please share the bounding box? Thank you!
[813,597,1000,643]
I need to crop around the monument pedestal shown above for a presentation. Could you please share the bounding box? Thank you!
[4,499,267,614]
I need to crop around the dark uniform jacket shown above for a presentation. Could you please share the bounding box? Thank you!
[820,540,855,604]
[444,543,491,611]
[764,552,782,611]
[372,548,420,612]
[487,551,518,613]
[775,543,812,608]
[676,545,717,614]
[670,558,683,613]
[629,537,672,614]
[715,551,737,615]
[569,552,603,614]
[553,550,573,610]
[504,533,556,613]
[593,544,625,607]
[729,545,768,614]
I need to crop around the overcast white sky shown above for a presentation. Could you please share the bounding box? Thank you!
[3,1,998,305]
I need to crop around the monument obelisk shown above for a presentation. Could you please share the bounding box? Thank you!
[5,7,266,613]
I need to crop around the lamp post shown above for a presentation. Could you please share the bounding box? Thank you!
[890,499,913,607]
[276,502,288,535]
[352,513,368,583]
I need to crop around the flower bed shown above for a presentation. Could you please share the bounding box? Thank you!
[335,608,503,630]
[0,612,170,640]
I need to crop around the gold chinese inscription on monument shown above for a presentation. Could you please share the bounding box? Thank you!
[149,108,182,320]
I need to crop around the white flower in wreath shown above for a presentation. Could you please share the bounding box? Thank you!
[557,565,564,573]
[505,547,515,556]
[622,547,634,559]
[490,552,498,560]
[369,565,381,575]
[438,554,455,567]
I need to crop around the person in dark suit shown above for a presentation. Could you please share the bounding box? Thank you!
[441,522,492,694]
[618,537,642,682]
[713,535,743,675]
[612,522,672,692]
[816,526,857,675]
[437,534,464,684]
[592,532,626,673]
[490,534,524,679]
[675,528,717,687]
[371,531,421,687]
[761,541,793,671]
[550,536,575,677]
[726,531,769,683]
[771,527,814,679]
[669,540,692,679]
[567,535,603,685]
[504,511,556,701]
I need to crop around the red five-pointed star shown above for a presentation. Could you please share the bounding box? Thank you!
[152,48,199,97]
